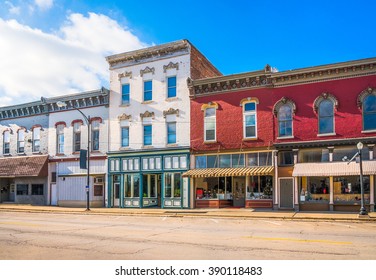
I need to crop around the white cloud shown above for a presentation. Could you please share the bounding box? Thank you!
[5,1,21,15]
[0,13,149,106]
[34,0,53,10]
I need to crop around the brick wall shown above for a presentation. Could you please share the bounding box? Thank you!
[190,45,222,80]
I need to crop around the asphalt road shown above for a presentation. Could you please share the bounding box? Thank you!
[0,211,375,260]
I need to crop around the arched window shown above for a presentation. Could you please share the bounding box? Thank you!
[278,105,293,137]
[318,99,334,134]
[363,94,376,131]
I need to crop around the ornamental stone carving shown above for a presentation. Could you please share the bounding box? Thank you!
[140,111,155,119]
[163,62,179,72]
[140,66,155,77]
[163,108,179,118]
[313,92,339,113]
[118,113,132,121]
[357,87,375,109]
[273,97,297,116]
[118,71,132,80]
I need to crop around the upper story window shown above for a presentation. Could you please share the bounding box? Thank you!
[121,127,129,147]
[143,80,152,101]
[278,151,294,166]
[358,87,376,132]
[17,128,25,153]
[143,124,152,146]
[167,122,176,144]
[3,130,10,154]
[167,76,177,98]
[164,155,187,170]
[56,124,65,154]
[121,83,130,105]
[278,105,293,137]
[91,120,100,151]
[318,99,334,134]
[313,93,338,135]
[243,102,257,138]
[204,107,216,141]
[73,122,81,152]
[32,126,41,153]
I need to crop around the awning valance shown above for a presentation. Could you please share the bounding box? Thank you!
[182,166,274,178]
[292,161,376,177]
[0,155,48,177]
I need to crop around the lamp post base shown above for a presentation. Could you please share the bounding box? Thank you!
[359,207,368,216]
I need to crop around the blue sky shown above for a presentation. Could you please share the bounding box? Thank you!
[1,0,376,106]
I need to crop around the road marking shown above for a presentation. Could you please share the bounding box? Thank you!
[161,217,168,221]
[322,222,357,229]
[244,236,352,245]
[262,220,281,226]
[0,221,41,227]
[209,219,219,224]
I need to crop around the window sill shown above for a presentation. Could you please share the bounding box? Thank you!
[242,137,258,141]
[165,97,178,102]
[142,145,154,149]
[119,104,130,107]
[72,152,80,155]
[56,153,65,156]
[167,143,178,147]
[277,136,294,140]
[32,151,42,155]
[119,147,131,150]
[361,129,376,134]
[17,153,26,156]
[203,140,217,144]
[317,133,336,137]
[141,100,154,104]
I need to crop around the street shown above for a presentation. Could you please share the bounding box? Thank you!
[0,211,375,260]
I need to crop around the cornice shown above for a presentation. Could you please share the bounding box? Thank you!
[163,61,179,72]
[118,113,132,121]
[140,111,155,119]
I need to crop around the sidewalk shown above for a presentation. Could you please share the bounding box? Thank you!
[1,204,375,221]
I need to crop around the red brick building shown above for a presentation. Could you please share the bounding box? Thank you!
[184,58,376,212]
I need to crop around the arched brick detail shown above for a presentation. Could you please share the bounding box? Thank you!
[71,119,84,126]
[313,92,338,114]
[55,121,67,128]
[273,97,296,116]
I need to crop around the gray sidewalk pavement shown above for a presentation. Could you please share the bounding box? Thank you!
[0,203,375,221]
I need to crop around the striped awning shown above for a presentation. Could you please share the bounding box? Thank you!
[292,161,376,177]
[182,166,274,178]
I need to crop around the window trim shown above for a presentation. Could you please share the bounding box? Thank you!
[17,127,26,154]
[167,76,177,98]
[32,125,41,153]
[56,123,65,155]
[3,130,10,155]
[317,99,335,135]
[121,126,130,148]
[358,88,376,131]
[202,103,218,142]
[243,101,257,139]
[277,104,293,138]
[143,80,153,102]
[143,124,152,146]
[167,122,176,144]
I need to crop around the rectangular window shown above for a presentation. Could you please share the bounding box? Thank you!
[278,151,294,166]
[94,185,103,196]
[143,80,152,101]
[3,131,10,154]
[110,159,120,171]
[17,129,25,153]
[195,156,207,168]
[57,124,64,154]
[121,83,130,105]
[300,149,329,163]
[204,108,216,141]
[31,184,44,195]
[121,127,129,147]
[167,76,177,98]
[73,123,81,152]
[164,157,172,169]
[167,122,176,144]
[180,156,187,169]
[143,125,152,146]
[244,102,257,138]
[91,120,100,151]
[219,154,231,168]
[207,155,218,168]
[32,127,41,152]
[259,152,272,166]
[232,154,245,167]
[16,184,28,195]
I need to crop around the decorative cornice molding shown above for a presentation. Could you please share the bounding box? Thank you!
[163,61,179,72]
[140,111,155,119]
[118,113,132,121]
[313,92,339,114]
[273,97,297,116]
[163,108,180,118]
[357,87,375,109]
[140,66,155,77]
[118,71,132,80]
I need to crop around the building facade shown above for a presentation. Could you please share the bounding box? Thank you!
[106,40,221,208]
[187,57,376,212]
[0,101,50,205]
[45,89,109,207]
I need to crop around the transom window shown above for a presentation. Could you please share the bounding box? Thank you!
[204,107,216,141]
[278,105,292,137]
[318,99,334,134]
[243,102,257,138]
[142,157,162,170]
[122,158,140,171]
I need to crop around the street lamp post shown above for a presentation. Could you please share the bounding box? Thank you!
[56,101,91,211]
[357,142,367,216]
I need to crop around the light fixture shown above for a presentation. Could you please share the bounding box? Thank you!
[357,142,364,150]
[56,101,67,108]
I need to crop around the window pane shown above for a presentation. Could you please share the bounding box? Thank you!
[278,151,294,166]
[364,113,376,130]
[92,130,100,150]
[248,153,258,166]
[205,108,215,117]
[133,175,140,198]
[121,84,130,104]
[167,122,176,144]
[245,115,255,126]
[259,152,272,166]
[155,157,161,169]
[167,76,176,98]
[319,117,333,134]
[149,158,155,169]
[144,81,152,101]
[165,174,172,197]
[173,157,179,169]
[121,127,129,147]
[232,154,244,167]
[31,184,44,195]
[245,126,256,138]
[134,158,139,170]
[205,130,215,141]
[219,154,231,167]
[207,155,218,168]
[122,159,127,171]
[244,102,256,111]
[164,157,172,169]
[196,156,206,168]
[144,125,152,145]
[174,173,181,197]
[319,100,333,117]
[143,158,148,170]
[180,156,187,169]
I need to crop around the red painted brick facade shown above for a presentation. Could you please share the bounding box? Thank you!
[190,74,376,152]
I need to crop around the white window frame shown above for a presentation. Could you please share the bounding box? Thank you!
[243,101,257,139]
[204,107,216,142]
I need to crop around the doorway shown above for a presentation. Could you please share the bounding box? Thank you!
[279,178,294,208]
[233,177,245,207]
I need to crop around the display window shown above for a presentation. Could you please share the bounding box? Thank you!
[195,177,232,200]
[333,176,370,203]
[246,175,273,199]
[300,177,329,202]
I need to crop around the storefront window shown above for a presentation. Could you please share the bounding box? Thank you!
[300,177,329,202]
[124,174,140,198]
[207,155,218,168]
[142,174,157,198]
[246,175,273,199]
[232,154,245,167]
[165,173,181,198]
[195,177,232,200]
[300,149,329,163]
[196,156,206,168]
[278,151,294,166]
[334,176,370,203]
